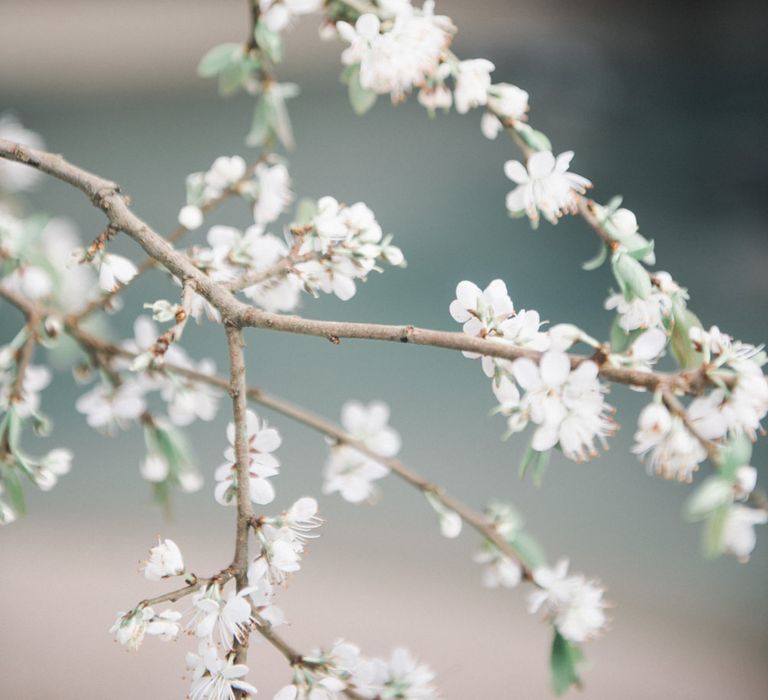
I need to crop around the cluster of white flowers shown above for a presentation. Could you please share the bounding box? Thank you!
[633,326,768,482]
[275,642,437,700]
[293,196,405,301]
[0,211,98,311]
[323,401,400,503]
[528,559,608,643]
[337,2,455,102]
[450,280,614,463]
[605,271,682,333]
[473,505,525,589]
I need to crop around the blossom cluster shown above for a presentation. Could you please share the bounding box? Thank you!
[449,279,616,464]
[323,400,401,503]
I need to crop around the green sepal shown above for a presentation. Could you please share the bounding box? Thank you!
[514,122,552,152]
[581,243,608,271]
[346,65,377,115]
[1,463,26,515]
[519,446,550,486]
[550,629,583,695]
[197,43,243,78]
[509,531,547,570]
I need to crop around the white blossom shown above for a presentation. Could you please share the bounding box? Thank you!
[508,351,614,461]
[323,444,389,503]
[341,400,401,457]
[253,162,293,226]
[187,642,258,700]
[453,59,495,114]
[215,410,281,506]
[473,547,522,588]
[204,156,247,197]
[481,83,530,139]
[0,112,45,192]
[1,264,53,300]
[722,506,767,562]
[75,381,146,433]
[141,538,185,580]
[34,448,73,491]
[605,287,673,332]
[179,204,204,230]
[110,607,155,650]
[632,402,706,481]
[505,151,591,226]
[145,609,183,641]
[0,364,51,417]
[734,465,757,500]
[96,252,138,292]
[192,586,254,649]
[528,559,607,643]
[259,0,322,33]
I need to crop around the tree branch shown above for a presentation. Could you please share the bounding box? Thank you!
[0,139,714,399]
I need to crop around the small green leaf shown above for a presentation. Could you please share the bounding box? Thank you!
[520,446,550,486]
[510,531,547,570]
[581,243,608,271]
[611,251,651,300]
[254,23,283,63]
[669,307,703,369]
[685,477,732,521]
[2,464,26,515]
[246,96,272,147]
[197,43,243,78]
[347,65,377,115]
[703,503,730,559]
[294,197,318,225]
[514,123,552,152]
[717,433,752,479]
[550,629,583,695]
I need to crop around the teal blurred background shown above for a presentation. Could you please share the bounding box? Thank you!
[1,1,767,697]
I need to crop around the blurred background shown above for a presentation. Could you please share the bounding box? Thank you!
[1,0,767,697]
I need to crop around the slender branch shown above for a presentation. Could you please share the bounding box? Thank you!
[225,321,254,675]
[72,158,265,322]
[0,140,715,399]
[59,313,536,576]
[137,568,234,609]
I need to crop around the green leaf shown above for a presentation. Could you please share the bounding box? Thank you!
[626,240,655,263]
[246,96,272,147]
[2,464,26,515]
[611,251,651,300]
[347,65,377,115]
[254,23,283,63]
[609,317,641,353]
[294,198,318,225]
[717,433,752,479]
[514,123,552,152]
[197,43,242,78]
[519,446,550,486]
[685,477,732,520]
[669,307,703,369]
[218,63,248,96]
[581,243,608,271]
[702,503,730,559]
[550,630,583,695]
[510,531,547,570]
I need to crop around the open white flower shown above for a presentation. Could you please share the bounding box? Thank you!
[632,402,706,481]
[505,151,591,225]
[509,351,614,461]
[204,156,246,197]
[253,162,293,226]
[341,400,401,457]
[215,410,281,506]
[453,59,495,114]
[259,0,322,33]
[96,252,138,292]
[323,444,389,504]
[75,380,146,434]
[142,538,185,580]
[528,559,607,643]
[0,364,51,417]
[722,506,767,562]
[34,448,73,491]
[193,586,254,649]
[187,642,257,700]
